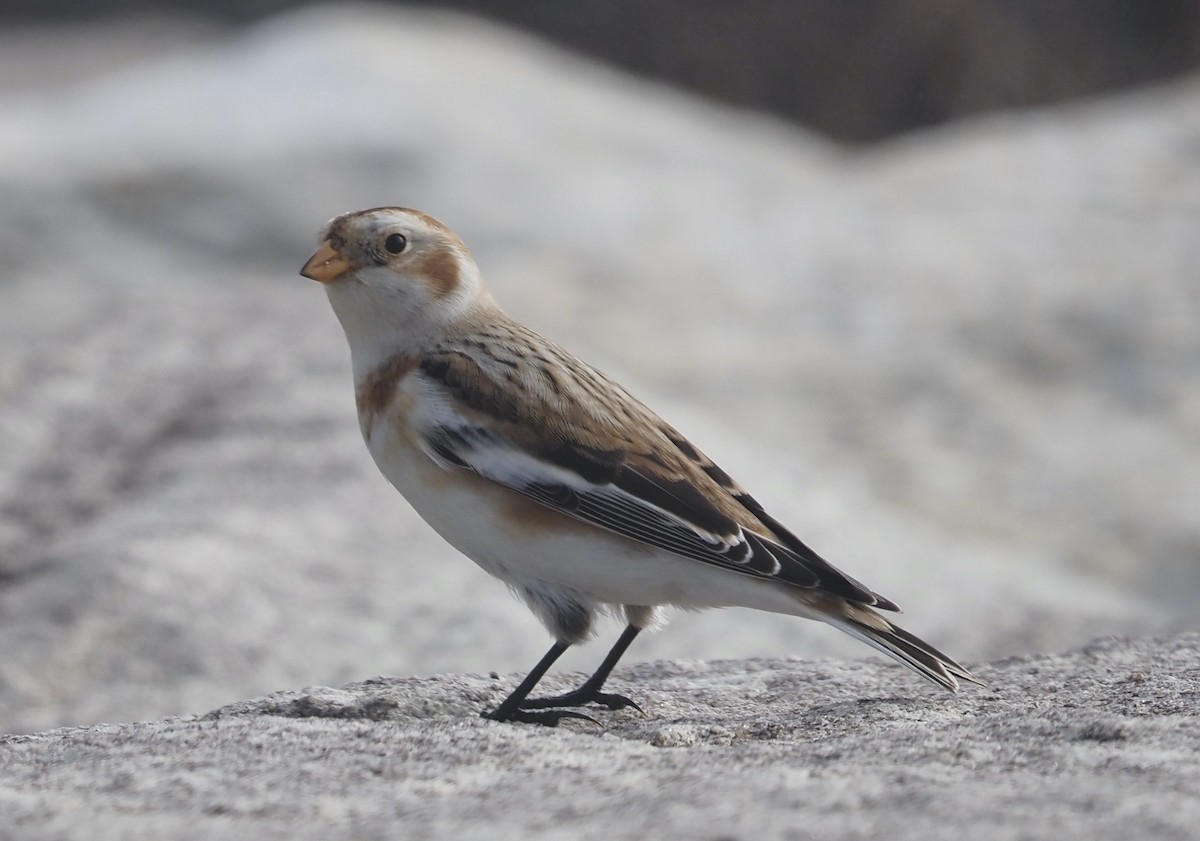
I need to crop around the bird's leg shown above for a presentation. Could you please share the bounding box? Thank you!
[520,624,643,713]
[482,640,598,726]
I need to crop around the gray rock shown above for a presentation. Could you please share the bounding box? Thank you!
[0,5,1197,736]
[1,634,1198,840]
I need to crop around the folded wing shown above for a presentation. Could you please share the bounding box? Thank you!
[422,408,895,610]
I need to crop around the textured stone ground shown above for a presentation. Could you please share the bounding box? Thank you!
[2,634,1198,841]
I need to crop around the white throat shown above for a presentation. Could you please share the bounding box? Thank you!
[323,267,495,381]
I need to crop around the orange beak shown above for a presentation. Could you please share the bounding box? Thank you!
[300,240,350,283]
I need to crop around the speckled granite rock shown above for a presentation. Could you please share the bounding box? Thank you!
[2,634,1197,841]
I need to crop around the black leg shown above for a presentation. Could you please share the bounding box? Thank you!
[520,624,643,713]
[482,640,598,726]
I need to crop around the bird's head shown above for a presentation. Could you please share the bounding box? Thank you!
[301,207,492,368]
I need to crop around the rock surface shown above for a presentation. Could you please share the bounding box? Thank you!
[2,634,1198,840]
[0,3,1197,743]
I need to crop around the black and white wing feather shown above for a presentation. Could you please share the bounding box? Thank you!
[416,342,898,610]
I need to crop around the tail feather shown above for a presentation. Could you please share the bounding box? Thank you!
[832,611,983,691]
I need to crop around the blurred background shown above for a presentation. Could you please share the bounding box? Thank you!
[1,0,1198,734]
[6,0,1200,142]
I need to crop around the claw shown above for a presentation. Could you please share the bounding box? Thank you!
[621,696,647,716]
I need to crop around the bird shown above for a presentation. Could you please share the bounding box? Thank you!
[300,206,980,725]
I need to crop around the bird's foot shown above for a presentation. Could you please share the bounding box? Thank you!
[519,685,644,715]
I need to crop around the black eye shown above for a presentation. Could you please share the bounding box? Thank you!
[384,233,408,254]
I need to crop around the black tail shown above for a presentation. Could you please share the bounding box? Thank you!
[833,611,983,691]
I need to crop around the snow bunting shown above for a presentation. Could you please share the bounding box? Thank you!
[301,207,980,725]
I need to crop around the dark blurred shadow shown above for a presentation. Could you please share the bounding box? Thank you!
[1,0,1199,142]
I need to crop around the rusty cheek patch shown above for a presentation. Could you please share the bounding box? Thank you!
[417,247,461,298]
[355,353,419,435]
